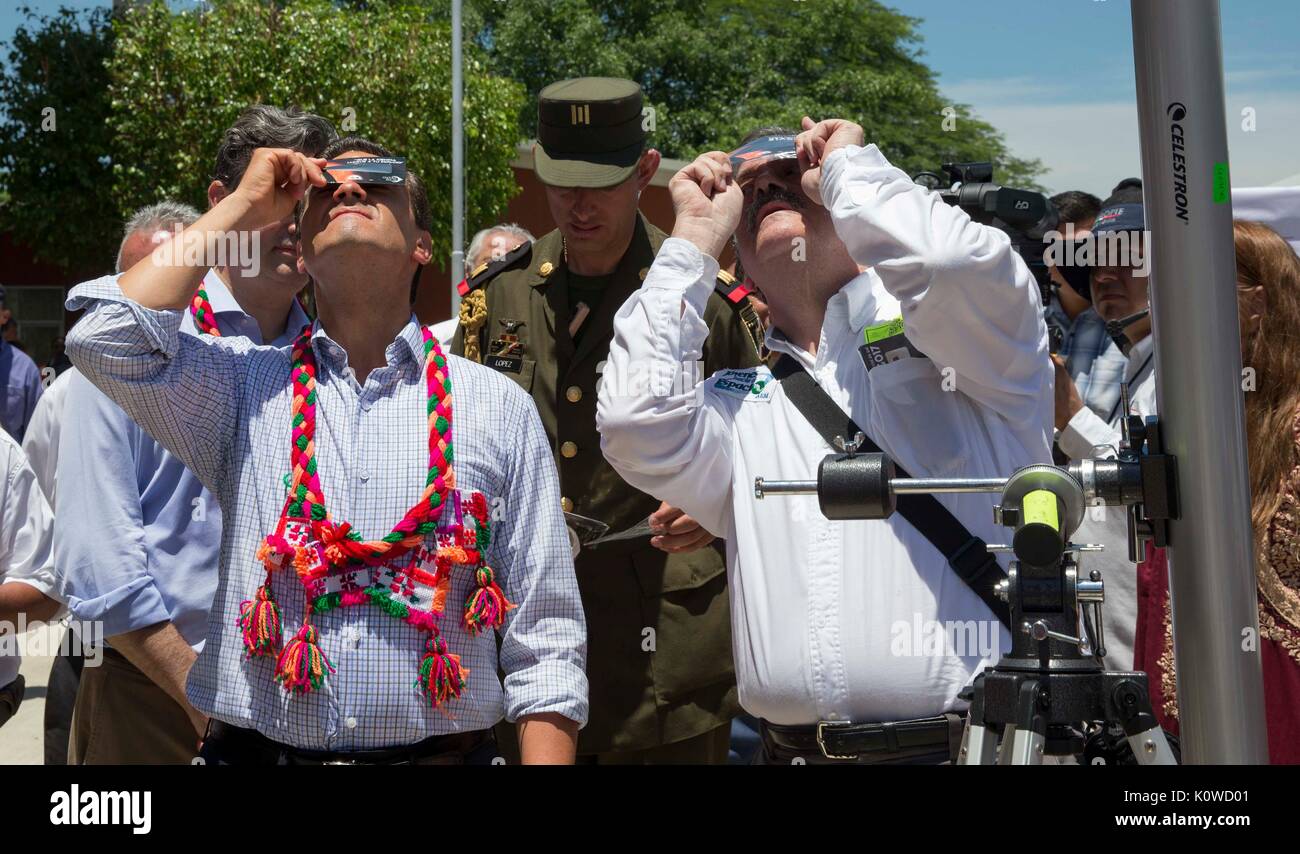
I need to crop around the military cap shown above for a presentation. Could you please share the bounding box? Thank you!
[534,77,647,189]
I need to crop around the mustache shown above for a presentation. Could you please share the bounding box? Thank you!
[746,187,804,233]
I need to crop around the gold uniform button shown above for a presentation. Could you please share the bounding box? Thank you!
[565,386,583,403]
[561,441,578,459]
[561,497,574,512]
[539,261,555,277]
[638,267,649,281]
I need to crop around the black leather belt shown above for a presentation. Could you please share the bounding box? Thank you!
[201,720,493,765]
[761,714,964,761]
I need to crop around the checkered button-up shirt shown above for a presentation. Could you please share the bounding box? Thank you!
[65,276,588,751]
[1061,307,1127,422]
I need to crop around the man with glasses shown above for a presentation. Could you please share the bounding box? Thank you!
[598,118,1054,764]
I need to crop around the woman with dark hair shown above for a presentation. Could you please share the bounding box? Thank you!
[1136,219,1300,763]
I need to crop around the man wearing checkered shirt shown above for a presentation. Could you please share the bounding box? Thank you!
[65,138,587,765]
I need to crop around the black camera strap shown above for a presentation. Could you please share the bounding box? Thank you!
[772,354,1011,630]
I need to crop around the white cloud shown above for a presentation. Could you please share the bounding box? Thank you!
[941,89,1299,195]
[939,76,1060,107]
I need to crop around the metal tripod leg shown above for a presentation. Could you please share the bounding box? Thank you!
[1112,678,1178,765]
[957,676,997,765]
[1008,680,1046,765]
[1126,725,1178,765]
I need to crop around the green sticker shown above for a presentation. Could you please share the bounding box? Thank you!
[866,317,905,344]
[1213,162,1230,204]
[1022,489,1059,532]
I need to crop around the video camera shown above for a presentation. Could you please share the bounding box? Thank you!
[914,163,1064,349]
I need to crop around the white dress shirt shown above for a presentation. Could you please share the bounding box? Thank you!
[1056,333,1157,671]
[598,144,1053,725]
[21,368,74,509]
[0,431,57,689]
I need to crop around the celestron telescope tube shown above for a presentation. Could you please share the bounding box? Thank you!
[1131,0,1267,762]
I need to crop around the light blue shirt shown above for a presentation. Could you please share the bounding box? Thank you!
[64,274,587,750]
[55,271,308,650]
[0,338,44,443]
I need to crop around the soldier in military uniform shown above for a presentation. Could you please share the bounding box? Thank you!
[453,78,763,763]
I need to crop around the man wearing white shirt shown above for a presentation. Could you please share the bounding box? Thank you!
[1052,191,1153,672]
[0,432,58,731]
[598,118,1053,764]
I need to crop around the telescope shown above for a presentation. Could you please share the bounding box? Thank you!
[754,404,1179,764]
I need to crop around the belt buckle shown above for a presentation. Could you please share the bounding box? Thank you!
[815,721,858,761]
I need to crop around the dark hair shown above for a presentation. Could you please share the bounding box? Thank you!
[212,105,337,189]
[1111,177,1143,195]
[737,125,800,148]
[1101,184,1144,209]
[1049,190,1102,226]
[320,135,431,233]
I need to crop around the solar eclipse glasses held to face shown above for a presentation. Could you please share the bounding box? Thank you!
[321,156,407,186]
[728,135,798,190]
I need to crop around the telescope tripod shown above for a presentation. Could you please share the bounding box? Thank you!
[755,415,1181,765]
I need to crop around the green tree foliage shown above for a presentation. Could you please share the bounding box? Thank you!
[109,0,525,263]
[471,0,1043,187]
[0,6,116,271]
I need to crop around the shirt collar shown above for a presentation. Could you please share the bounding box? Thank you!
[200,269,241,316]
[310,314,426,371]
[762,269,877,366]
[1127,332,1155,375]
[276,299,312,348]
[200,269,314,347]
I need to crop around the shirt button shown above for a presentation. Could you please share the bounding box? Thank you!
[359,469,370,482]
[560,441,578,459]
[361,399,372,411]
[345,716,358,730]
[561,497,574,513]
[565,386,583,403]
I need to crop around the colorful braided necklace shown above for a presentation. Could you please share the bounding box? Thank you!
[239,325,514,707]
[190,287,222,336]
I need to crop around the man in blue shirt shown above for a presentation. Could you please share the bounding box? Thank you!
[0,286,44,443]
[55,105,334,764]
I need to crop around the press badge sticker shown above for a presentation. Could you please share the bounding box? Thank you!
[859,317,923,371]
[712,367,774,402]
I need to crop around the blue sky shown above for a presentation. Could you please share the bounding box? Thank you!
[4,0,1297,195]
[888,0,1300,194]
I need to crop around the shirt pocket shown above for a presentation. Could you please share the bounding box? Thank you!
[866,357,969,477]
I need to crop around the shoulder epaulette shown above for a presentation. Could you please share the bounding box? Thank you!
[714,269,753,304]
[456,240,533,297]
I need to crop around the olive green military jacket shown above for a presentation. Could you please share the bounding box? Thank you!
[452,215,762,753]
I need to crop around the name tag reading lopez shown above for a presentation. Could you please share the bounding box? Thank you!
[486,355,523,373]
[859,317,923,372]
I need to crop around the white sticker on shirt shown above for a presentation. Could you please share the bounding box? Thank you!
[712,367,774,402]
